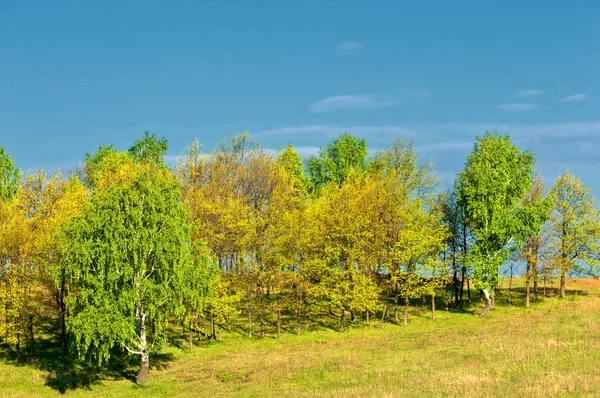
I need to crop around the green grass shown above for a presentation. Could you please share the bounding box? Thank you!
[2,279,600,397]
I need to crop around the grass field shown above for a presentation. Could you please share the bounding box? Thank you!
[2,278,600,397]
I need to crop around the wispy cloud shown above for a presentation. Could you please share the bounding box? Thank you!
[495,103,540,112]
[334,41,364,55]
[560,93,588,103]
[518,89,545,97]
[310,95,398,113]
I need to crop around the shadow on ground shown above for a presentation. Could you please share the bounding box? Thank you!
[0,338,174,394]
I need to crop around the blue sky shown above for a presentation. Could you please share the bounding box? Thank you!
[1,1,599,195]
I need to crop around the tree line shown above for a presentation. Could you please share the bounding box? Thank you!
[1,131,599,386]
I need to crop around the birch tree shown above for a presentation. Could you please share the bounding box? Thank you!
[64,149,205,386]
[457,132,535,316]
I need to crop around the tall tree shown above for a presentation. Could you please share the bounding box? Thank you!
[0,196,32,356]
[441,188,471,307]
[518,174,552,307]
[548,172,600,298]
[17,170,87,360]
[457,132,535,316]
[64,150,207,386]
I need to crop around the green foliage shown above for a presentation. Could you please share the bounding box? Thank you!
[368,138,438,200]
[0,147,21,202]
[64,152,198,365]
[306,133,368,194]
[128,131,169,165]
[278,144,307,195]
[457,132,535,293]
[82,144,118,187]
[178,241,220,321]
[549,172,600,279]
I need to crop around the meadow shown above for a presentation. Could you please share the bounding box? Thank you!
[2,278,600,398]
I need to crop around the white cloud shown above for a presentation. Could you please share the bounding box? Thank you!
[310,95,398,113]
[495,103,540,112]
[334,41,364,55]
[560,93,588,103]
[518,89,545,97]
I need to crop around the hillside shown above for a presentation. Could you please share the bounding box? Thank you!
[2,279,600,397]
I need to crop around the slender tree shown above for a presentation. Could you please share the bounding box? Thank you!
[548,172,600,298]
[457,132,535,316]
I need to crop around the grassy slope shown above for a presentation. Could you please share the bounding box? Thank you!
[2,279,600,397]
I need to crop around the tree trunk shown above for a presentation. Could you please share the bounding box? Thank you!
[467,277,471,302]
[227,315,231,332]
[403,296,409,326]
[277,307,281,340]
[350,310,356,323]
[525,260,531,308]
[453,255,459,306]
[197,315,202,345]
[380,304,386,328]
[259,286,265,338]
[189,322,193,352]
[16,329,21,357]
[248,288,253,338]
[394,294,399,323]
[27,314,35,363]
[137,313,149,387]
[444,283,449,311]
[210,311,215,340]
[560,270,566,298]
[296,305,301,335]
[431,293,436,320]
[181,322,186,348]
[340,308,345,332]
[543,269,547,298]
[365,309,370,325]
[533,265,539,300]
[459,266,466,306]
[508,268,514,309]
[201,314,208,339]
[480,289,492,317]
[58,279,67,361]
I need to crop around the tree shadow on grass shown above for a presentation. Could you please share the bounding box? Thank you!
[0,337,174,394]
